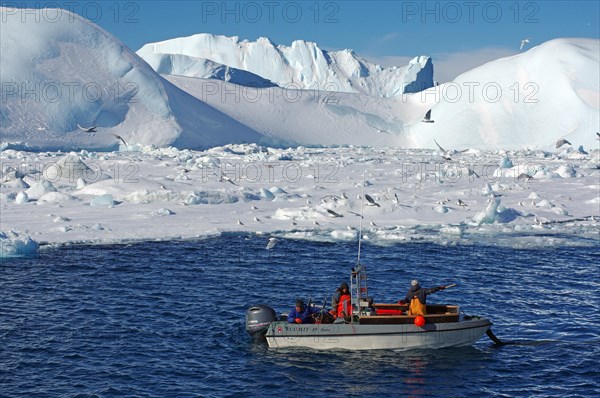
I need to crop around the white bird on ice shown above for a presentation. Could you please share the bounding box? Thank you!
[520,38,531,50]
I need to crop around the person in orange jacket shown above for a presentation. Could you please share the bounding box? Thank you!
[398,280,445,316]
[330,282,352,320]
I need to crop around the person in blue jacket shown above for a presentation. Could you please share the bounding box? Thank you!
[287,299,320,324]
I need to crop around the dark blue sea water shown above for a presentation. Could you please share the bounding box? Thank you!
[1,235,599,397]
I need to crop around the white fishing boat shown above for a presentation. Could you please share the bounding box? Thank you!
[246,178,497,350]
[246,263,494,350]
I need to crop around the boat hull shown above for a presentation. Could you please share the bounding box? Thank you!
[265,317,492,350]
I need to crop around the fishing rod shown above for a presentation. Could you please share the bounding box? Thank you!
[356,170,366,265]
[350,171,369,325]
[444,283,457,289]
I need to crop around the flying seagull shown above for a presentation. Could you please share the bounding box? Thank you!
[326,209,344,218]
[77,124,97,133]
[467,166,480,178]
[520,38,531,50]
[364,194,381,207]
[596,132,600,141]
[433,138,453,161]
[266,237,277,250]
[555,138,571,148]
[367,124,391,135]
[422,109,435,123]
[433,138,468,161]
[112,134,128,147]
[221,173,237,185]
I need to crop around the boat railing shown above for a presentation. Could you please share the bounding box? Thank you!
[373,303,459,314]
[357,304,460,325]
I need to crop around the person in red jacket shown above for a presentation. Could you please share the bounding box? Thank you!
[330,282,352,320]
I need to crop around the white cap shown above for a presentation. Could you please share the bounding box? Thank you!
[411,279,420,286]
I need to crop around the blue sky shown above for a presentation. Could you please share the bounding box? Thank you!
[4,1,600,81]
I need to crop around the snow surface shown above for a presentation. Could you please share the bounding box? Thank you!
[137,33,434,97]
[164,75,420,147]
[1,145,598,254]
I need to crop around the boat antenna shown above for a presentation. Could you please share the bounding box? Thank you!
[356,171,366,265]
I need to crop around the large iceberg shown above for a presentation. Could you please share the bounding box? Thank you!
[137,33,434,97]
[0,7,263,151]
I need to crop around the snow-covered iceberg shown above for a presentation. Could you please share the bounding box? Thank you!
[0,7,263,151]
[407,38,600,150]
[137,33,434,97]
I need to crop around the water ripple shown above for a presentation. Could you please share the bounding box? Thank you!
[1,236,598,397]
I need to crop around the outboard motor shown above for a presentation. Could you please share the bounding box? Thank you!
[245,304,277,336]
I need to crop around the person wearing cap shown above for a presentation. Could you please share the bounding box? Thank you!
[287,299,320,324]
[330,282,352,320]
[398,280,445,316]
